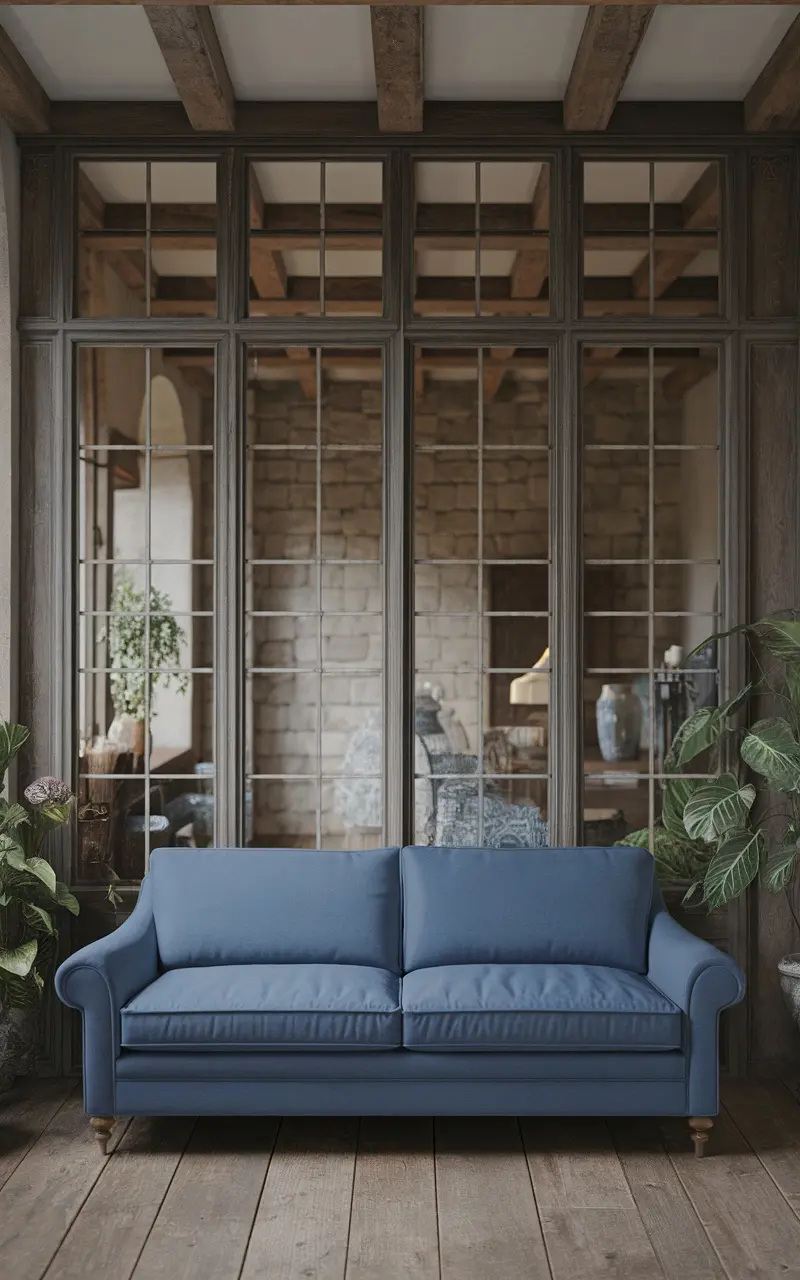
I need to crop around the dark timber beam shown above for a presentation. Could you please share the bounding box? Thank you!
[145,6,235,132]
[0,25,49,133]
[7,1,798,7]
[370,6,424,132]
[564,5,654,131]
[745,14,800,130]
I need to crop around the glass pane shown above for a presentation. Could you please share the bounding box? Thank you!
[484,347,549,447]
[415,161,476,317]
[245,345,384,846]
[582,344,722,846]
[249,779,319,848]
[415,351,478,445]
[479,161,550,318]
[324,161,383,317]
[415,613,479,673]
[582,160,720,318]
[250,161,321,317]
[483,451,548,560]
[77,162,148,318]
[150,161,217,318]
[415,452,479,560]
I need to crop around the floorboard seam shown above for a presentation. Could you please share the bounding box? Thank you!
[431,1116,442,1280]
[606,1118,676,1280]
[37,1114,134,1280]
[235,1116,281,1280]
[658,1118,736,1280]
[720,1096,800,1228]
[517,1116,555,1280]
[341,1114,361,1280]
[0,1081,78,1195]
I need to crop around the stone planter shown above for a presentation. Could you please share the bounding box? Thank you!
[0,1006,40,1094]
[778,954,800,1032]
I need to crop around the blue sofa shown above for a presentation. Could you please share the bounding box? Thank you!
[55,845,745,1157]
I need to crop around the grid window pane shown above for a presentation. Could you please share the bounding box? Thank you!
[248,161,383,318]
[76,160,217,319]
[76,347,216,882]
[582,160,719,318]
[246,348,384,847]
[582,345,720,848]
[414,348,551,847]
[414,161,550,318]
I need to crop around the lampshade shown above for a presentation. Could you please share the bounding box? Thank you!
[509,648,550,706]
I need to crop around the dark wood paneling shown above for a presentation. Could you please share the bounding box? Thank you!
[749,152,799,318]
[19,150,54,317]
[749,341,800,1070]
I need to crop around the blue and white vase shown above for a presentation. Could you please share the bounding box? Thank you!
[596,683,643,762]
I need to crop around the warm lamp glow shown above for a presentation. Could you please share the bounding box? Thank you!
[509,647,550,706]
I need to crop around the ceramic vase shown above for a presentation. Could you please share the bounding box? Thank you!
[596,683,643,762]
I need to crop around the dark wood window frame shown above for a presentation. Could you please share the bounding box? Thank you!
[17,135,800,1074]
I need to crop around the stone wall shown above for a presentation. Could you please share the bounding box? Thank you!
[246,374,691,844]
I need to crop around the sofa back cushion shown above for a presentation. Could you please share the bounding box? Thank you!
[150,847,401,972]
[401,845,654,973]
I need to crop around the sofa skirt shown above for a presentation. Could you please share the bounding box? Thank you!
[111,1049,692,1117]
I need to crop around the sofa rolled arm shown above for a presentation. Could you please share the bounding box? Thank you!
[55,875,158,1116]
[647,906,745,1116]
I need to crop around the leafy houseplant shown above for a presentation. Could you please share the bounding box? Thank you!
[108,572,188,750]
[0,721,79,1090]
[618,614,800,922]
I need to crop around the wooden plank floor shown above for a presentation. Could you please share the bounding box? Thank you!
[4,1080,800,1278]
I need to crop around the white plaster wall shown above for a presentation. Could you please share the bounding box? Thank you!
[0,122,19,721]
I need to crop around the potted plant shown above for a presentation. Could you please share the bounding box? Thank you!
[108,571,189,755]
[0,721,79,1091]
[618,613,800,1026]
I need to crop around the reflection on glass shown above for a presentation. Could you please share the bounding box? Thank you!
[582,160,719,318]
[248,161,383,318]
[76,160,217,318]
[245,348,384,847]
[582,345,720,847]
[414,161,550,317]
[76,348,216,881]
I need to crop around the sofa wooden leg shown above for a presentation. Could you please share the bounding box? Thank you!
[90,1117,115,1155]
[689,1116,713,1157]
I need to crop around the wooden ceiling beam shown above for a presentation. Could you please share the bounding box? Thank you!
[144,6,235,132]
[745,13,800,131]
[564,5,654,132]
[370,6,424,132]
[0,25,49,133]
[8,2,797,8]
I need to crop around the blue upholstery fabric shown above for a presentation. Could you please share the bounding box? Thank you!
[402,846,655,972]
[402,964,682,1051]
[150,847,401,971]
[122,964,401,1050]
[55,875,159,1116]
[116,1048,687,1083]
[646,899,745,1114]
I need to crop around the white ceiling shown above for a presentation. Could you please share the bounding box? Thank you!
[0,4,798,104]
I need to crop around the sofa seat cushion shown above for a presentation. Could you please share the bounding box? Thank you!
[121,964,401,1051]
[402,964,682,1052]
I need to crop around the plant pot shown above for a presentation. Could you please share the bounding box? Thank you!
[595,682,643,762]
[778,954,800,1032]
[0,1005,40,1094]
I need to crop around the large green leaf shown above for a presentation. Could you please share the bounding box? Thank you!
[0,721,30,782]
[670,707,723,770]
[740,717,800,793]
[0,938,38,978]
[0,801,27,835]
[717,682,755,722]
[0,842,28,872]
[617,826,707,882]
[22,856,57,896]
[662,778,700,839]
[22,902,57,936]
[683,773,756,842]
[758,619,800,664]
[55,882,80,916]
[703,830,764,908]
[762,839,800,893]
